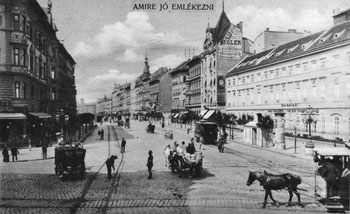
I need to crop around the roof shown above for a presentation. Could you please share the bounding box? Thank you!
[170,60,189,75]
[314,147,350,157]
[205,10,232,45]
[226,21,350,77]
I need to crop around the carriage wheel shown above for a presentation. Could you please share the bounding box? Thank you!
[177,160,182,177]
[195,165,201,176]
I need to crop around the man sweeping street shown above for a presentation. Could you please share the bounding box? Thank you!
[106,155,118,179]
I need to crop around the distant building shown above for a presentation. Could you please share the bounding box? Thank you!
[186,55,202,114]
[251,28,308,54]
[96,95,112,116]
[77,99,96,115]
[170,60,189,115]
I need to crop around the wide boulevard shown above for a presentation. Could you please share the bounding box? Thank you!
[0,120,329,214]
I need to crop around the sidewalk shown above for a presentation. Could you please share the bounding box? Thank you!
[160,121,347,161]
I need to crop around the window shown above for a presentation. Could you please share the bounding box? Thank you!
[14,48,19,65]
[264,71,268,79]
[303,63,308,72]
[31,85,35,99]
[334,78,340,100]
[242,77,245,84]
[335,117,340,136]
[288,66,293,75]
[13,14,19,31]
[320,59,326,68]
[232,78,235,85]
[251,75,254,82]
[23,83,26,99]
[15,82,20,98]
[321,117,326,134]
[275,69,279,78]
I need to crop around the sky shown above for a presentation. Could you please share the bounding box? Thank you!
[36,0,350,103]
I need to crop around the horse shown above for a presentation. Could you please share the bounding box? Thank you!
[246,170,302,208]
[317,159,342,197]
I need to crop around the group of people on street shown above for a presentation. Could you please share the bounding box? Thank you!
[2,145,19,162]
[98,129,104,140]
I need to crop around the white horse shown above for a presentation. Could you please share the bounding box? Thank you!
[164,144,172,168]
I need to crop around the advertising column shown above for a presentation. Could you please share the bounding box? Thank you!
[274,112,286,149]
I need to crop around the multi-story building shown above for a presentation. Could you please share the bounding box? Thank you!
[96,95,111,117]
[170,60,189,116]
[0,0,76,144]
[251,28,308,54]
[134,56,151,115]
[201,7,251,112]
[149,67,168,112]
[186,55,202,114]
[226,12,350,142]
[158,70,172,120]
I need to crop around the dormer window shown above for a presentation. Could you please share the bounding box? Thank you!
[333,29,346,39]
[287,45,298,53]
[319,34,331,43]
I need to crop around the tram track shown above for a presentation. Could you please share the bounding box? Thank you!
[70,125,123,214]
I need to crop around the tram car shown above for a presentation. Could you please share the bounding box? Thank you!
[313,146,350,212]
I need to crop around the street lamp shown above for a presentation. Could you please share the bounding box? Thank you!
[301,105,319,150]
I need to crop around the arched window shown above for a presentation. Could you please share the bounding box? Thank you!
[334,78,340,100]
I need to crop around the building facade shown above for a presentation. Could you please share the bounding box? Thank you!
[201,8,250,112]
[170,60,189,114]
[226,16,350,142]
[77,99,96,115]
[96,95,111,117]
[186,55,202,114]
[0,0,76,144]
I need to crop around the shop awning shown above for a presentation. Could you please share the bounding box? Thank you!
[29,112,52,118]
[199,110,208,117]
[0,113,26,120]
[203,110,215,120]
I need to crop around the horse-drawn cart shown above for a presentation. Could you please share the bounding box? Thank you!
[314,147,350,212]
[54,146,86,180]
[168,152,204,177]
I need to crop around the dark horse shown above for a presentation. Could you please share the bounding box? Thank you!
[246,170,302,208]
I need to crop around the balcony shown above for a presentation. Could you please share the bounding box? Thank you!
[10,32,27,46]
[11,65,28,73]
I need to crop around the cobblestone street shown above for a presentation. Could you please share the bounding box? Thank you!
[0,120,341,213]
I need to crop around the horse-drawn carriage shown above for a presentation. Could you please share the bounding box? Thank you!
[54,146,86,180]
[165,147,204,177]
[164,130,173,139]
[313,147,350,212]
[125,118,130,128]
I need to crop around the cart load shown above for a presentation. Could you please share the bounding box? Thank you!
[168,151,204,177]
[54,146,86,180]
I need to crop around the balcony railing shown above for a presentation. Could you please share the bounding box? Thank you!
[10,32,27,45]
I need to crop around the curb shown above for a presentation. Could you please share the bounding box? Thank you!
[226,139,313,160]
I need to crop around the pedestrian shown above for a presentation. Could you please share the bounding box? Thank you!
[2,145,9,162]
[218,136,224,153]
[10,146,19,162]
[121,137,126,153]
[147,150,153,179]
[106,155,118,179]
[100,129,104,140]
[42,141,48,159]
[98,130,101,137]
[181,141,186,151]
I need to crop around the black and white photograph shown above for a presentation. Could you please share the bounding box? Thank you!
[0,0,350,213]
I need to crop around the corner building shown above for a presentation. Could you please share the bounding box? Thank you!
[226,13,350,142]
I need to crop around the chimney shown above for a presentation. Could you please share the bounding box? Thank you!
[333,8,340,15]
[266,28,269,31]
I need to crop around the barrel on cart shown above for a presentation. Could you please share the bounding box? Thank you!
[54,146,86,180]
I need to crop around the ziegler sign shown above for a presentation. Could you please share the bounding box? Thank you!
[219,24,242,59]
